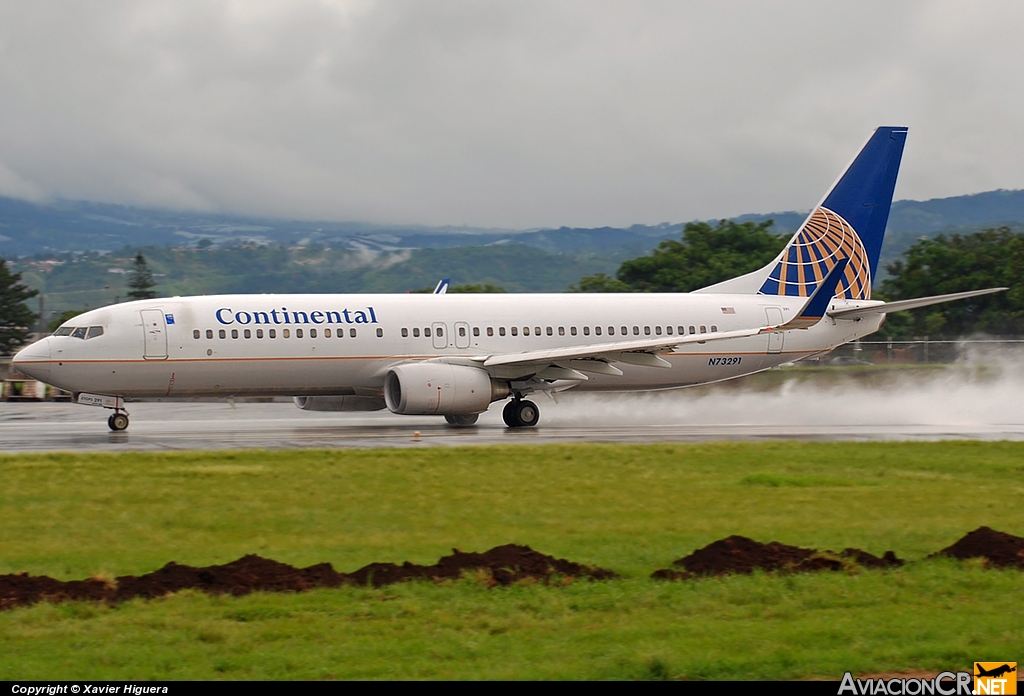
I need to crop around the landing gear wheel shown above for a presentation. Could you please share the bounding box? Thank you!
[502,400,521,427]
[503,400,539,428]
[514,400,540,427]
[444,413,479,427]
[108,413,129,431]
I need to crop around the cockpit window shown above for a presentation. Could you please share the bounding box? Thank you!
[86,326,104,339]
[53,326,74,336]
[72,327,88,339]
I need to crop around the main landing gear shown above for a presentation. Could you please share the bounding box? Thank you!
[444,413,479,427]
[107,411,129,432]
[502,398,540,428]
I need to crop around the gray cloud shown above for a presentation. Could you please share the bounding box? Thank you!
[1,0,1023,227]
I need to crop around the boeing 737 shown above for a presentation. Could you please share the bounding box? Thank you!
[12,127,1005,431]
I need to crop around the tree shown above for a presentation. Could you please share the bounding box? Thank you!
[571,219,788,293]
[0,257,39,355]
[126,252,157,300]
[880,227,1024,337]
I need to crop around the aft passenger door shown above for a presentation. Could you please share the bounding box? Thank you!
[765,307,784,354]
[141,309,168,359]
[431,322,448,350]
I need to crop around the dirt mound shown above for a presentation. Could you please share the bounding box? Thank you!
[0,545,614,611]
[348,544,617,587]
[652,536,904,579]
[935,526,1024,568]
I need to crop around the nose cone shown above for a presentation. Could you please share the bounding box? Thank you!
[12,337,51,380]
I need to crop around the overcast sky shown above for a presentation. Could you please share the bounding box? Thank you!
[1,1,1022,228]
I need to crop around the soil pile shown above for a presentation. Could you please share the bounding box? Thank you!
[0,545,615,611]
[348,544,617,587]
[935,526,1024,568]
[652,535,904,579]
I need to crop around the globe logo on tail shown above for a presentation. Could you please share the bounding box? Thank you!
[758,207,872,301]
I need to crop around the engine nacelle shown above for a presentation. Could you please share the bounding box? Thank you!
[293,395,386,412]
[384,363,508,415]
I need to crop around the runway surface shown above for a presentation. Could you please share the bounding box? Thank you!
[4,368,1024,451]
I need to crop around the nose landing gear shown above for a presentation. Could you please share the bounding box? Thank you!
[502,398,540,428]
[107,412,129,432]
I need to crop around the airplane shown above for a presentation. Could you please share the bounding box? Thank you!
[12,126,1006,432]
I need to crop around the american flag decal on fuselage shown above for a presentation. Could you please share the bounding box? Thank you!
[758,207,871,301]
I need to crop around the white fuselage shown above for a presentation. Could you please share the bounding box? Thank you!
[14,292,882,400]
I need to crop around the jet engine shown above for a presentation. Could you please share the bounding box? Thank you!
[293,395,387,411]
[384,363,509,415]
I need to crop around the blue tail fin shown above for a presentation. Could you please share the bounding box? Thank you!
[696,127,907,299]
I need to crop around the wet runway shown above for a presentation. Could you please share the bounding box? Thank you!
[3,373,1024,452]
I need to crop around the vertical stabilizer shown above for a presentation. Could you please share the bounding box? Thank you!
[696,127,908,299]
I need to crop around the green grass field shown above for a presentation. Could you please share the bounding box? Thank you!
[2,442,1022,680]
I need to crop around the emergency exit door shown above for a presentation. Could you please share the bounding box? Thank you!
[765,307,784,354]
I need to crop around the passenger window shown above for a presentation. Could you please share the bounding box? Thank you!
[72,327,87,339]
[689,326,696,335]
[699,326,706,334]
[231,329,239,339]
[376,328,383,338]
[511,327,518,336]
[310,329,317,338]
[711,325,718,333]
[458,326,466,337]
[632,326,639,336]
[436,327,443,337]
[413,328,420,337]
[325,328,331,338]
[558,327,565,336]
[296,329,304,338]
[644,326,651,335]
[655,326,662,335]
[583,326,590,336]
[283,329,290,338]
[193,329,200,339]
[595,326,602,336]
[678,326,685,335]
[473,327,480,337]
[666,326,673,335]
[425,327,431,338]
[402,328,409,337]
[269,329,276,338]
[206,329,214,339]
[608,326,615,336]
[523,327,530,336]
[350,328,357,338]
[256,329,264,339]
[244,329,251,339]
[621,326,627,335]
[546,326,552,336]
[534,326,541,336]
[219,329,226,339]
[499,327,506,336]
[570,327,577,336]
[487,327,494,337]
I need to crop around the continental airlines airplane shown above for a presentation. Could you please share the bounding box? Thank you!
[12,127,1005,431]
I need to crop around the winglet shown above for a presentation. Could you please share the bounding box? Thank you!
[433,278,451,295]
[769,258,848,331]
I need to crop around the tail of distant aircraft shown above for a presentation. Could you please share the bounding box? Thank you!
[696,126,908,300]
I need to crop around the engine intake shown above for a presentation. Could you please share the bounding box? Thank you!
[384,363,508,415]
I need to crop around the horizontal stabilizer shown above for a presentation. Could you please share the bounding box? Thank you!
[827,287,1008,320]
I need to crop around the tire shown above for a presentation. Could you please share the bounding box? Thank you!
[110,413,129,431]
[502,400,521,427]
[514,400,539,427]
[444,413,479,427]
